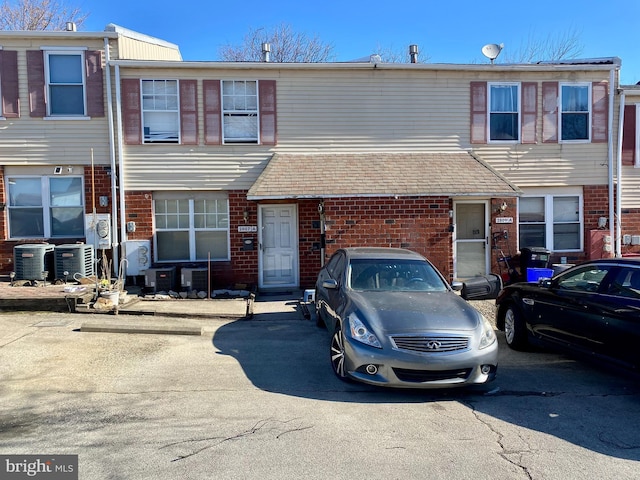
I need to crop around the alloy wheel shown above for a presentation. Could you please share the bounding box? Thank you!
[504,308,516,345]
[330,328,348,380]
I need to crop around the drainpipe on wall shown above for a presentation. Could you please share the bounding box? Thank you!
[113,65,128,268]
[616,89,625,258]
[607,66,617,257]
[104,37,120,275]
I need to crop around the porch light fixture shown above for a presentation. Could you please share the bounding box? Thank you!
[243,208,250,223]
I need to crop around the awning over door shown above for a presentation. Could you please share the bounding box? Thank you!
[247,152,521,200]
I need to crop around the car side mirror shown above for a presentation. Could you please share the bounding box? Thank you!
[451,281,463,291]
[322,279,339,290]
[540,279,553,288]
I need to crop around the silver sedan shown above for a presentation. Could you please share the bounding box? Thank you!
[315,247,498,388]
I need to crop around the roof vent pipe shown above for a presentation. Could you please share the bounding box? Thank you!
[262,43,271,62]
[65,22,77,32]
[409,44,419,63]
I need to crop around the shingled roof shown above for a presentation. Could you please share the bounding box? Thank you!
[247,152,520,200]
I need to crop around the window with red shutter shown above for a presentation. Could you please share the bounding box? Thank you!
[521,82,538,144]
[542,82,558,143]
[470,81,487,144]
[180,80,198,145]
[591,82,608,143]
[259,80,277,145]
[203,79,222,145]
[622,104,636,167]
[0,50,19,118]
[122,78,141,145]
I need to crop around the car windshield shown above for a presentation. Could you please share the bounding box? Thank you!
[348,259,447,292]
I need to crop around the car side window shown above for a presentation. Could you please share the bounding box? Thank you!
[605,268,640,298]
[556,265,611,293]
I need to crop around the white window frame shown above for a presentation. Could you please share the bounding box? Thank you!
[221,79,259,144]
[43,48,87,118]
[7,175,85,239]
[487,82,520,143]
[153,195,230,262]
[141,79,180,144]
[518,190,583,253]
[559,82,591,143]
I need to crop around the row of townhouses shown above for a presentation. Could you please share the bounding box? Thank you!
[1,24,639,290]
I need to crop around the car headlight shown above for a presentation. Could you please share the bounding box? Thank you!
[478,315,497,350]
[348,314,382,348]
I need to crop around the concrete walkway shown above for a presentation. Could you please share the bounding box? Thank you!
[0,277,310,335]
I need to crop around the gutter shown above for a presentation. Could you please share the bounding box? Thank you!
[104,37,120,275]
[113,65,128,267]
[616,89,625,257]
[608,66,617,256]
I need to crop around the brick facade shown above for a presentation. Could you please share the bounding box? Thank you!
[321,196,453,283]
[3,176,640,284]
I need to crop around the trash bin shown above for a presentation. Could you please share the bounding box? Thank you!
[520,247,551,273]
[461,274,503,300]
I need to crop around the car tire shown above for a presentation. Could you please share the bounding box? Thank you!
[503,304,528,350]
[315,301,325,328]
[330,326,351,382]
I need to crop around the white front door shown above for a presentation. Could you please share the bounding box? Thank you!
[259,204,298,288]
[453,201,490,280]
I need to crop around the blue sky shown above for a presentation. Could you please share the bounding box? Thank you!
[79,0,639,84]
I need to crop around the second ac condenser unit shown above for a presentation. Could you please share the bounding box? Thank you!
[144,267,176,292]
[14,244,55,280]
[181,267,209,291]
[54,244,94,280]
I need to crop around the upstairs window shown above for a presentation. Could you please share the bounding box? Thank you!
[142,79,179,143]
[222,80,258,143]
[489,83,519,141]
[46,51,85,116]
[560,84,590,141]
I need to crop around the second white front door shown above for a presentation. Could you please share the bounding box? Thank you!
[259,204,298,288]
[454,201,489,279]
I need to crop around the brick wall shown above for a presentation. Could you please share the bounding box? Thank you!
[0,166,115,275]
[322,196,454,281]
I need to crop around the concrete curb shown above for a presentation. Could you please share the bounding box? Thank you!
[80,322,204,335]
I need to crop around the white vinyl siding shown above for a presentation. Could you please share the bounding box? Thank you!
[116,68,613,191]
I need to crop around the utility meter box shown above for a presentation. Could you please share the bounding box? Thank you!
[86,213,111,250]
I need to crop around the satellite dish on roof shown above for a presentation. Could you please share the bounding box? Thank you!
[482,43,504,64]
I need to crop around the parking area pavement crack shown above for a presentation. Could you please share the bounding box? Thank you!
[162,417,314,462]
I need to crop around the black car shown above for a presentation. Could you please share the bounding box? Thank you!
[495,258,640,371]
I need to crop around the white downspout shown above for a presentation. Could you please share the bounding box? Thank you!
[607,67,616,257]
[616,90,625,258]
[104,37,119,274]
[114,65,128,267]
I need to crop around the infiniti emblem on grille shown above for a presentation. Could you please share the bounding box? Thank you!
[426,341,442,350]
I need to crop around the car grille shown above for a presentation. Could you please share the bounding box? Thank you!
[393,367,472,383]
[391,335,470,354]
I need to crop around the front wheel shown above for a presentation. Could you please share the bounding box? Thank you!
[330,327,351,382]
[503,304,528,350]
